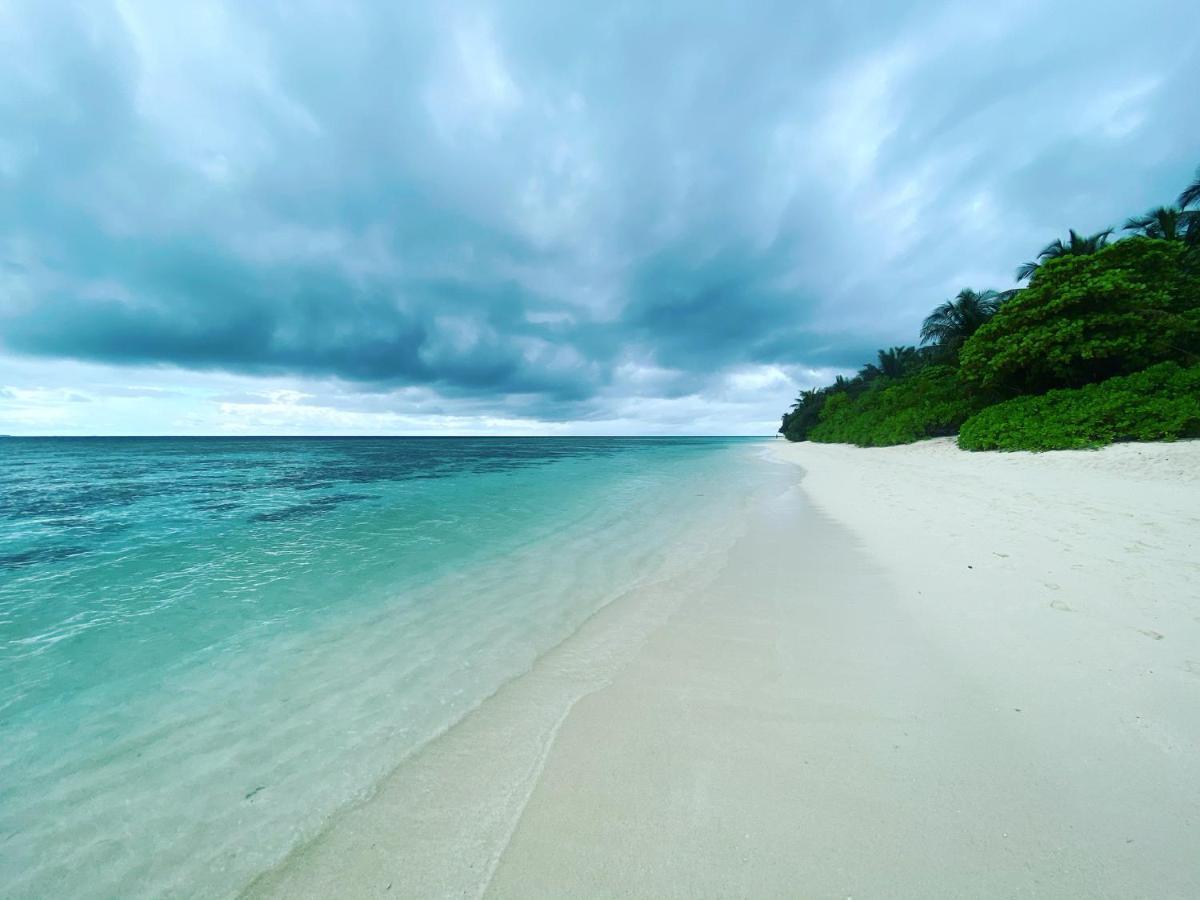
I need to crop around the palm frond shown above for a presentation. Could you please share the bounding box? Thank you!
[1038,238,1067,260]
[920,288,1001,348]
[1185,210,1200,246]
[1123,207,1188,241]
[1178,166,1200,210]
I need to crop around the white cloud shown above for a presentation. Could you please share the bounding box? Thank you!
[423,12,522,141]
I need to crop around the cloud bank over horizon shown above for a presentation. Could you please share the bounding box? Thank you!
[2,0,1198,434]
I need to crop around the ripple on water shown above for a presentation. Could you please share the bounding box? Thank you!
[0,437,765,898]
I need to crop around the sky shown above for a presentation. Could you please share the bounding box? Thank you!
[2,0,1198,436]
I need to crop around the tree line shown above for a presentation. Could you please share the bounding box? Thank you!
[780,167,1200,450]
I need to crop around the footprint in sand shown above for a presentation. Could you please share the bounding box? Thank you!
[1050,599,1073,613]
[1137,628,1165,641]
[1184,660,1200,677]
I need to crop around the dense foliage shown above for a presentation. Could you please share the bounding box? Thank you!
[807,366,978,447]
[957,363,1200,451]
[779,389,828,441]
[959,239,1200,395]
[778,165,1200,452]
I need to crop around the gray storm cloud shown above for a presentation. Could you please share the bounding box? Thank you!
[1,0,1198,425]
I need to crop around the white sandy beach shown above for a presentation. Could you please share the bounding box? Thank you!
[250,438,1200,899]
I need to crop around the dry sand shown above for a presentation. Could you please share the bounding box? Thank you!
[251,438,1200,899]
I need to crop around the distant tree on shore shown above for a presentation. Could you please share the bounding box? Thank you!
[919,289,1001,352]
[1016,229,1113,282]
[779,388,827,441]
[860,346,920,381]
[1123,207,1195,241]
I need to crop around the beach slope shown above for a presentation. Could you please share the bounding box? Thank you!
[486,438,1200,898]
[254,438,1200,899]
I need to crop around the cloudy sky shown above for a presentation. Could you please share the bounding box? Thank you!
[2,0,1198,435]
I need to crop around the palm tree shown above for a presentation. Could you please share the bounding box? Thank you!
[1015,228,1113,282]
[828,374,862,395]
[859,347,919,382]
[876,345,919,378]
[1178,166,1200,210]
[1123,206,1194,241]
[789,388,821,411]
[920,289,1001,350]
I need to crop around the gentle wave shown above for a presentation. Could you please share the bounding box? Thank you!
[0,437,762,897]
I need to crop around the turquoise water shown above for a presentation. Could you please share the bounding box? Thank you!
[0,437,763,897]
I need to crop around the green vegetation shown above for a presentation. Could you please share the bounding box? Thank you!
[1179,165,1200,211]
[1124,206,1195,241]
[779,166,1200,452]
[807,365,979,447]
[957,363,1200,451]
[960,238,1200,395]
[919,289,1004,354]
[1016,228,1112,283]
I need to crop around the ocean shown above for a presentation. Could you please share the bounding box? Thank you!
[0,436,766,897]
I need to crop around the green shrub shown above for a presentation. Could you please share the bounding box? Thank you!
[960,238,1200,395]
[779,390,827,441]
[808,365,977,446]
[957,362,1200,451]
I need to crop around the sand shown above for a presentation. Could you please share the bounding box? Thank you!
[249,438,1200,899]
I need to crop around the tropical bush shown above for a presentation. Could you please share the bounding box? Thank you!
[957,362,1200,451]
[807,366,978,446]
[959,238,1200,395]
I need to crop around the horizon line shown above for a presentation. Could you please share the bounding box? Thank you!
[0,433,776,439]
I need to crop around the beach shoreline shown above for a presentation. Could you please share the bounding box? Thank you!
[243,443,790,899]
[251,438,1200,899]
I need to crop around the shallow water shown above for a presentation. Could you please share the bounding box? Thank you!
[0,436,763,897]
